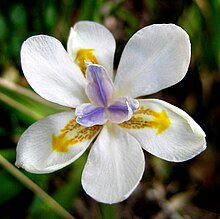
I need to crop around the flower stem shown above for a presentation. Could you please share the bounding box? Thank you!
[0,154,75,219]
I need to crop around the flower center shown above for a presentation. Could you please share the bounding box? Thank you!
[75,64,139,127]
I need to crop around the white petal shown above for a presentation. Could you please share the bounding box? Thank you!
[82,124,145,204]
[119,99,206,162]
[16,111,101,173]
[67,21,116,79]
[114,24,191,98]
[21,35,87,108]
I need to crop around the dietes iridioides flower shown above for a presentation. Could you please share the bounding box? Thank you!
[16,21,206,204]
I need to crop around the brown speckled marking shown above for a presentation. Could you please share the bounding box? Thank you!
[119,106,170,135]
[52,118,101,152]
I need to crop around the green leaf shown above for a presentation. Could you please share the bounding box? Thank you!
[0,15,7,40]
[10,4,27,29]
[78,0,103,21]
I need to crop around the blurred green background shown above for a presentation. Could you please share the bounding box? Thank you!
[0,0,220,218]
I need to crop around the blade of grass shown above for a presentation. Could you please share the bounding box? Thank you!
[0,92,43,121]
[0,154,75,219]
[0,78,66,111]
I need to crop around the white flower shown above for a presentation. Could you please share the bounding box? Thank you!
[16,21,206,204]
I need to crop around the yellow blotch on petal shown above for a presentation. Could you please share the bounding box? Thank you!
[52,118,101,153]
[75,49,98,76]
[148,109,171,134]
[119,106,171,135]
[52,133,70,153]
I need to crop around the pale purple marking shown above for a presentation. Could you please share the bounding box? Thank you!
[108,104,128,112]
[76,64,139,127]
[127,98,139,111]
[75,103,107,127]
[86,64,114,107]
[107,97,139,124]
